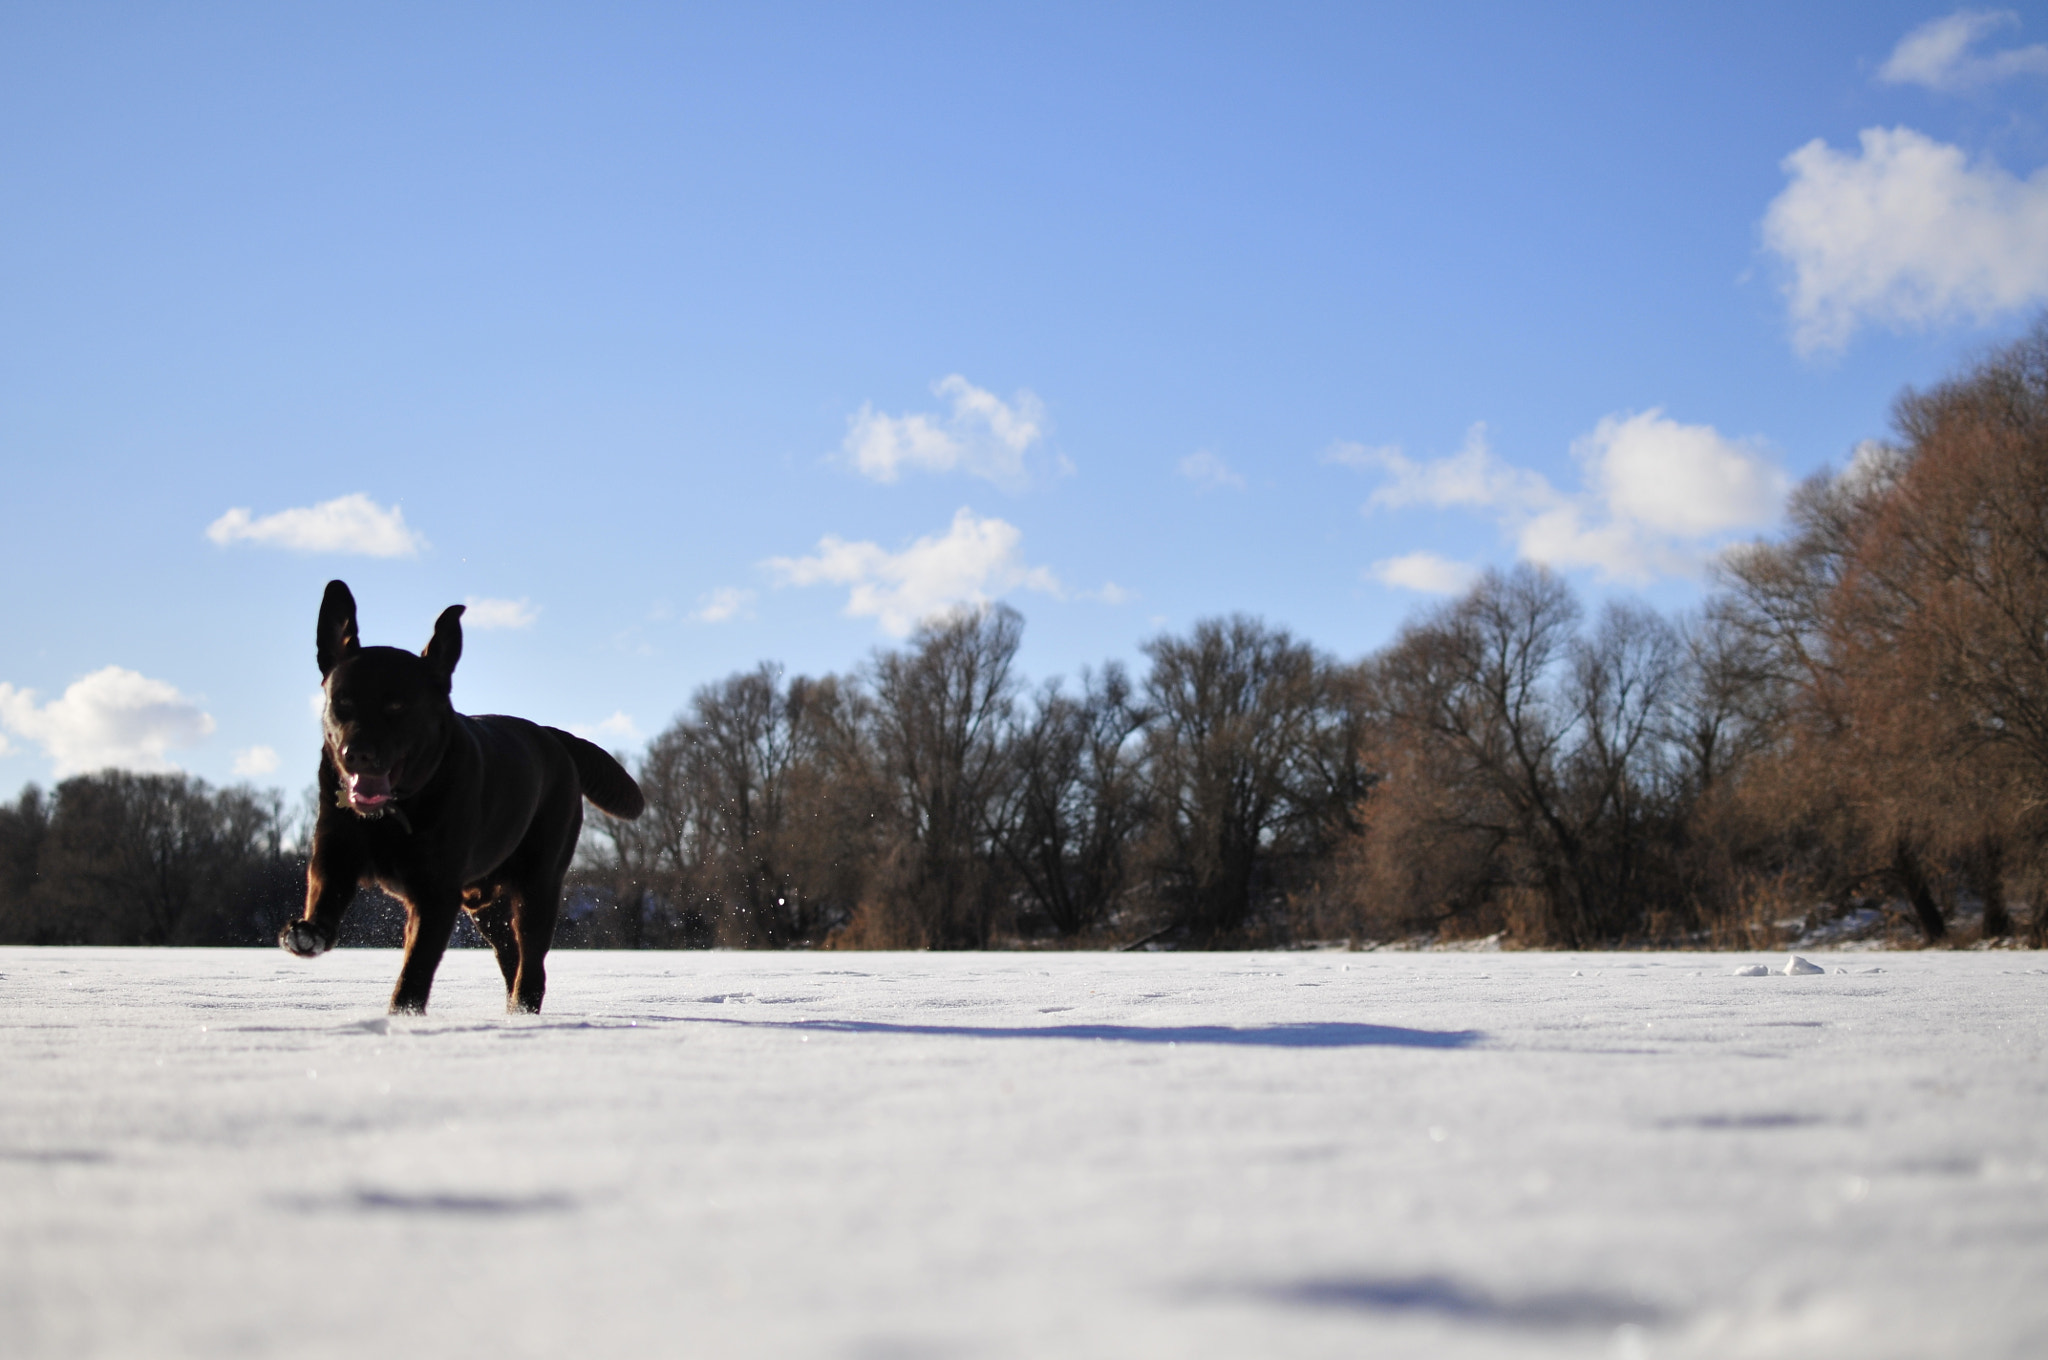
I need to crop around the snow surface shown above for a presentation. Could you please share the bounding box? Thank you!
[3,946,2046,1360]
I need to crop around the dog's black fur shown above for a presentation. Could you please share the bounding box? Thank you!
[280,580,645,1014]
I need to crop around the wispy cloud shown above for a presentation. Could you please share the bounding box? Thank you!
[206,494,426,557]
[232,745,280,777]
[1363,424,1554,515]
[463,596,539,630]
[0,666,216,776]
[765,508,1061,636]
[1320,441,1402,471]
[1762,126,2048,353]
[1080,581,1136,606]
[1368,551,1482,596]
[691,587,757,623]
[1879,10,2048,91]
[844,375,1052,489]
[1346,415,1789,584]
[1177,450,1245,492]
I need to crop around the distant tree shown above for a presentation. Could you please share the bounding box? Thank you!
[1709,454,1922,935]
[1666,600,1783,802]
[580,666,876,948]
[20,772,294,945]
[1138,615,1333,943]
[995,665,1150,938]
[1350,568,1691,946]
[858,606,1025,948]
[1831,321,2048,941]
[0,786,51,943]
[1703,325,2048,944]
[687,666,875,945]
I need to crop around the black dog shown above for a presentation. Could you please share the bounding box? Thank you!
[280,581,645,1014]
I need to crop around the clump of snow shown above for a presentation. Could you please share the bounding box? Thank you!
[1732,964,1771,976]
[1784,955,1826,976]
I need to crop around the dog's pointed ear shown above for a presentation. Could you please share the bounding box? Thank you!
[317,581,360,676]
[423,604,464,689]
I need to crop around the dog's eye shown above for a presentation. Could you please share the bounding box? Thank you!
[332,703,355,721]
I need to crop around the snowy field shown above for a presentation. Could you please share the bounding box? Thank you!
[3,947,2045,1360]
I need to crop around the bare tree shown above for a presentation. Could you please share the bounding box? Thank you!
[688,666,827,945]
[1834,321,2048,941]
[996,665,1150,938]
[579,666,876,948]
[1556,599,1684,941]
[859,606,1025,948]
[1666,600,1782,800]
[1352,568,1690,946]
[1138,615,1329,943]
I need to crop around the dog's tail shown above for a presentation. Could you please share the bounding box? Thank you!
[549,728,647,820]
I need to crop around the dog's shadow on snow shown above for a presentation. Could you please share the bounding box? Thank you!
[681,1017,1482,1049]
[1237,1274,1664,1330]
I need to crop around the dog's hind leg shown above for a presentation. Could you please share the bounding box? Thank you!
[506,876,561,1015]
[501,790,580,1015]
[388,888,462,1015]
[466,889,522,997]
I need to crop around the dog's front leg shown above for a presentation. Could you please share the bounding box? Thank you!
[388,889,462,1015]
[281,830,363,958]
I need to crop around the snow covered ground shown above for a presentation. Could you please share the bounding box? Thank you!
[3,947,2045,1360]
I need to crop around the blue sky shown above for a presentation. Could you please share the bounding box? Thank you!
[5,3,2048,796]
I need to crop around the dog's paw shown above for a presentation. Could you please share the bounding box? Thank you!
[279,921,334,958]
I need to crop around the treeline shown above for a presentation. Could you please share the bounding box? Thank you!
[0,776,414,947]
[571,323,2048,950]
[0,775,301,946]
[5,327,2045,950]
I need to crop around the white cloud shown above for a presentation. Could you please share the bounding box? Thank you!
[1368,552,1482,596]
[463,596,539,630]
[206,493,426,557]
[0,666,216,776]
[1177,450,1245,491]
[765,508,1061,637]
[844,376,1050,489]
[1879,10,2048,91]
[570,711,641,745]
[846,409,959,481]
[232,745,280,778]
[1347,415,1788,583]
[691,587,756,623]
[1576,410,1790,538]
[1762,126,2048,353]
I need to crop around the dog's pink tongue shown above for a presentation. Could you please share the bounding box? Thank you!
[348,771,394,808]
